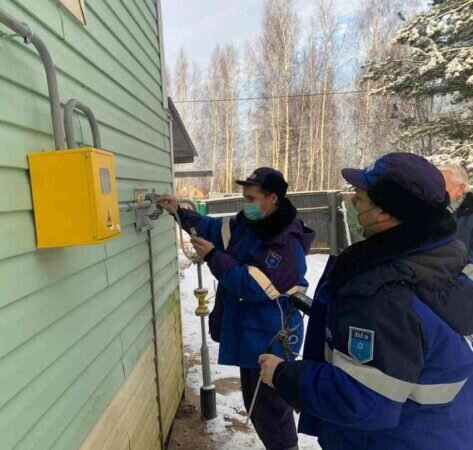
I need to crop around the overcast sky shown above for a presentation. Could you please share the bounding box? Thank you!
[161,0,360,75]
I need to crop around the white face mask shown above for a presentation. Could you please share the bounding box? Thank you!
[345,201,377,240]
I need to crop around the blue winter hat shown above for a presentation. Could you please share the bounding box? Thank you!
[342,152,450,222]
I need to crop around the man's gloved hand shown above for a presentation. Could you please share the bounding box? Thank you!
[190,236,215,258]
[157,193,179,214]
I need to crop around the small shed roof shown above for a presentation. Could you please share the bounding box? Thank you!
[168,97,198,164]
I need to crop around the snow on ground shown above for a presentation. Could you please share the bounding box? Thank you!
[179,253,329,449]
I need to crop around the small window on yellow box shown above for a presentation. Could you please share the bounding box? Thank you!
[59,0,86,24]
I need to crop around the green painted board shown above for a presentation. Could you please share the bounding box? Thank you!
[117,0,161,63]
[0,211,36,260]
[0,244,106,309]
[121,321,154,377]
[0,261,108,359]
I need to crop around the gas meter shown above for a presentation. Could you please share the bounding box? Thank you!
[28,147,121,248]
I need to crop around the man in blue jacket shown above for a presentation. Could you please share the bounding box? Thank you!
[439,164,473,260]
[259,153,473,450]
[159,168,315,450]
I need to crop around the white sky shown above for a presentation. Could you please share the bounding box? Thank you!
[161,0,360,75]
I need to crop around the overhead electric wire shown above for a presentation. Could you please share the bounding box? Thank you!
[173,88,379,104]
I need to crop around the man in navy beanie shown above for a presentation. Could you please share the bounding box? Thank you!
[260,152,473,450]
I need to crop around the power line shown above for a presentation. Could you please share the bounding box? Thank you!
[173,89,375,104]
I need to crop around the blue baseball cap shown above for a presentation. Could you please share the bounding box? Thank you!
[342,152,449,222]
[236,167,289,199]
[342,152,447,206]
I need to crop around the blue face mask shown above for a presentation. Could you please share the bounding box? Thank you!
[243,203,265,221]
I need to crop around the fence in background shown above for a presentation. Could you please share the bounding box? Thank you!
[204,191,354,254]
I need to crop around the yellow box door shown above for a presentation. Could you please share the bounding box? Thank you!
[87,150,121,240]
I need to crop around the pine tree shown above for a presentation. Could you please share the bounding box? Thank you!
[365,0,473,171]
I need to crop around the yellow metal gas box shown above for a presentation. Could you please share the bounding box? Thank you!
[28,147,121,248]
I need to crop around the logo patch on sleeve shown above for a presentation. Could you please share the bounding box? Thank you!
[265,252,282,269]
[348,326,374,364]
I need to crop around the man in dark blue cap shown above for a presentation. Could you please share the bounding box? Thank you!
[259,153,473,450]
[159,168,315,450]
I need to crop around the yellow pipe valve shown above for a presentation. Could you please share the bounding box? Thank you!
[194,287,210,317]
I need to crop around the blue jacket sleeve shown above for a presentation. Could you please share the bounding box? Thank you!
[273,360,403,430]
[177,207,226,250]
[206,236,307,303]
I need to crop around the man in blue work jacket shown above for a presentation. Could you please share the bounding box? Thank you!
[259,153,473,450]
[159,168,315,450]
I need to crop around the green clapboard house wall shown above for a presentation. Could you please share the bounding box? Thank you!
[0,0,184,449]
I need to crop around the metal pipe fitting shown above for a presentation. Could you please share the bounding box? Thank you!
[118,200,152,212]
[0,8,66,149]
[64,99,102,149]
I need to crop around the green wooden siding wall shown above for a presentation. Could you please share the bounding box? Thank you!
[0,0,180,448]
